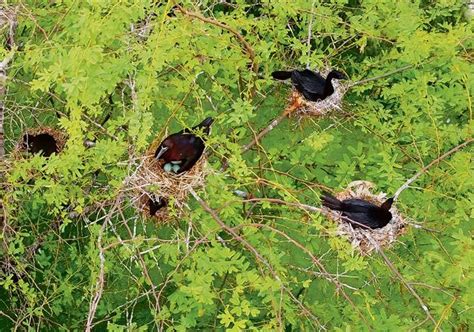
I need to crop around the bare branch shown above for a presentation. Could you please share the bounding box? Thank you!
[305,0,316,69]
[242,101,300,153]
[85,222,107,332]
[85,199,122,331]
[350,64,414,87]
[394,138,473,200]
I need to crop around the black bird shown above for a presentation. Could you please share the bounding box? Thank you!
[154,117,214,174]
[148,196,167,216]
[271,69,347,102]
[22,133,58,157]
[321,193,394,229]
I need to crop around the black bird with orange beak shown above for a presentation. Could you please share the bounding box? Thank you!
[321,193,394,229]
[154,117,213,174]
[271,69,346,102]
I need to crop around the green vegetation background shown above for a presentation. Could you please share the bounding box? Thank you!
[0,0,473,330]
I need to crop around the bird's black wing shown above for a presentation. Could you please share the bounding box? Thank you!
[292,70,325,94]
[341,199,379,213]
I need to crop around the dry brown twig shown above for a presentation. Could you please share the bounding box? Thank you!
[0,5,18,275]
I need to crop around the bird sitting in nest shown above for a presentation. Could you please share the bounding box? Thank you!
[154,117,214,174]
[271,69,347,102]
[321,192,394,229]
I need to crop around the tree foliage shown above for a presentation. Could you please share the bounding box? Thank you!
[0,0,473,330]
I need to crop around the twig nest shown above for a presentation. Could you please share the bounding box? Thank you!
[127,137,209,222]
[13,126,67,159]
[290,69,349,118]
[323,181,407,255]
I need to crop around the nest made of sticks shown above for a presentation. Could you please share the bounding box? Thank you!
[289,68,350,118]
[323,181,407,255]
[126,137,209,222]
[13,126,67,159]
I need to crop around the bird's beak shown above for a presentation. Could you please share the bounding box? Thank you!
[155,146,169,159]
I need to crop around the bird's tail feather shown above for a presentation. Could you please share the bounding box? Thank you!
[271,71,292,80]
[321,192,343,210]
[192,117,214,134]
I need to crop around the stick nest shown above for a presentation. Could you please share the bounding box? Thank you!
[126,137,209,222]
[323,181,407,255]
[289,68,349,119]
[13,126,67,159]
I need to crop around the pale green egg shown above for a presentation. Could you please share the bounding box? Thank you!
[163,163,173,172]
[172,164,181,173]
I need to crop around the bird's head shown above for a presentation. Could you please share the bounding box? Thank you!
[155,139,174,160]
[329,70,347,80]
[380,197,394,210]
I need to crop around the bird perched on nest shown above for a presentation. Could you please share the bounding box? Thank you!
[22,133,58,157]
[154,117,214,174]
[321,193,394,229]
[271,69,347,102]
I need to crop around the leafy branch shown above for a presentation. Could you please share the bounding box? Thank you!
[175,4,258,73]
[189,188,326,329]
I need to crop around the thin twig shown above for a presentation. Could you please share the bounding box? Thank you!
[366,235,437,326]
[305,0,316,69]
[175,4,257,73]
[350,64,414,87]
[242,102,299,153]
[0,6,17,159]
[393,138,473,200]
[0,52,14,160]
[190,189,277,271]
[235,222,371,327]
[85,198,122,331]
[238,197,322,213]
[85,222,107,332]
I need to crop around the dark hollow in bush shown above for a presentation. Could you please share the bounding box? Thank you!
[21,133,59,157]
